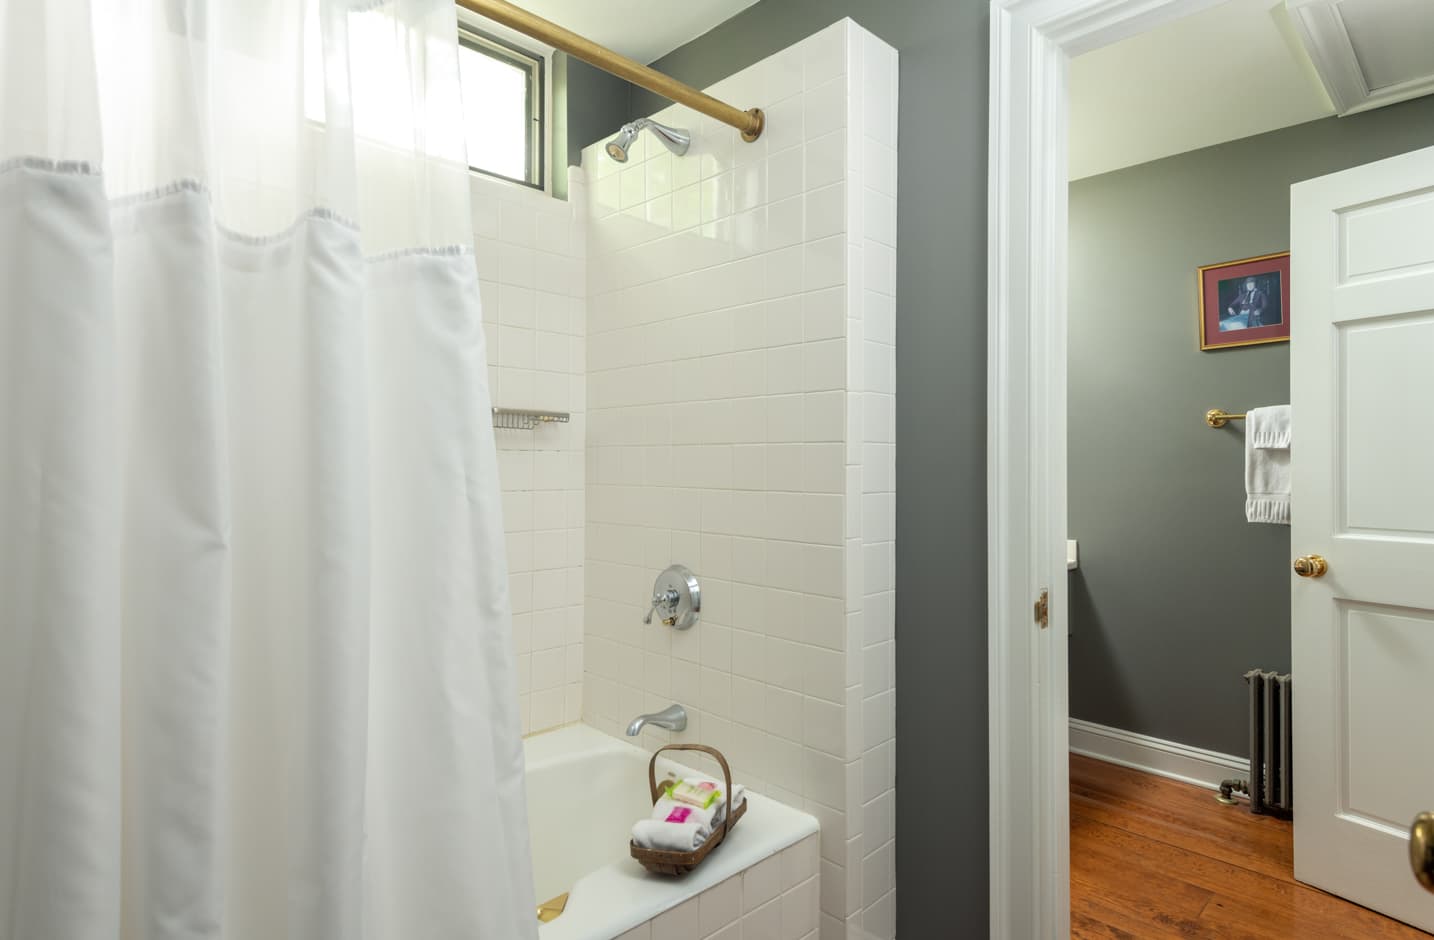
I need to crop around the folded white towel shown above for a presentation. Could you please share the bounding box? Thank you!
[1247,404,1291,449]
[1246,405,1291,525]
[631,819,708,852]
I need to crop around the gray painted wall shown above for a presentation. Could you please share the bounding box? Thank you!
[1068,95,1434,757]
[632,3,992,935]
[557,54,632,194]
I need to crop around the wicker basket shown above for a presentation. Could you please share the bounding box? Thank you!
[629,743,747,876]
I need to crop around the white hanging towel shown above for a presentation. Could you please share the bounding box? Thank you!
[1246,405,1292,524]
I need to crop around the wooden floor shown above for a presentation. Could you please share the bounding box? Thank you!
[1070,754,1432,939]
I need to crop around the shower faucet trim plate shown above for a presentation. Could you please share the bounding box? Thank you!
[642,564,700,630]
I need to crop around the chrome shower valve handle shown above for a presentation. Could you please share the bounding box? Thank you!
[643,588,681,625]
[640,564,701,630]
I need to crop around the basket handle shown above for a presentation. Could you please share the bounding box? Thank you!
[648,743,736,842]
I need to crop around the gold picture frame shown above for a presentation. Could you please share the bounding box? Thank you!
[1197,251,1291,351]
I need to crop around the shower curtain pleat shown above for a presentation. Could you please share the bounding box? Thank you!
[0,2,534,938]
[0,162,122,940]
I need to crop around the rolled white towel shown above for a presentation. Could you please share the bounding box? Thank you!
[631,819,708,852]
[713,785,746,827]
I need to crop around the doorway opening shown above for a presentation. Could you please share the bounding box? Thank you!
[988,0,1434,936]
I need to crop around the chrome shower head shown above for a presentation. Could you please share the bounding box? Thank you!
[604,124,638,163]
[604,118,691,163]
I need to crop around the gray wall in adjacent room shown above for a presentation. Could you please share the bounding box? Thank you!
[1068,94,1434,757]
[630,2,992,935]
[557,54,632,194]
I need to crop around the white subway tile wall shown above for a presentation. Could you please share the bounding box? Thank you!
[614,834,821,940]
[580,21,897,940]
[471,172,587,737]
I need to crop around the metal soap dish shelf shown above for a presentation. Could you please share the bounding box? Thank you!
[492,407,570,431]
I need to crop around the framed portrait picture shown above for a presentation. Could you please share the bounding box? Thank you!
[1197,251,1291,350]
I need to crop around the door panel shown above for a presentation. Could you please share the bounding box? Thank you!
[1338,186,1434,281]
[1342,603,1434,829]
[1339,313,1434,534]
[1292,143,1434,933]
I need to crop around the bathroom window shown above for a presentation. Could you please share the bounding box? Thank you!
[303,12,545,190]
[457,28,545,189]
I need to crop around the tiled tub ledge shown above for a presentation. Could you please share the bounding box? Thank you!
[528,725,819,940]
[612,833,821,940]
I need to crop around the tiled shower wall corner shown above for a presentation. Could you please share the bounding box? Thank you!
[579,21,896,940]
[471,171,587,737]
[845,23,897,940]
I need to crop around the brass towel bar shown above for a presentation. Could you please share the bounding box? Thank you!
[1206,409,1247,428]
[455,0,765,142]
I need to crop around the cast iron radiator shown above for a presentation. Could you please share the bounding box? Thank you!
[1218,670,1293,817]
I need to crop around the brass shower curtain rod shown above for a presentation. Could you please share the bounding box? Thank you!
[455,0,765,142]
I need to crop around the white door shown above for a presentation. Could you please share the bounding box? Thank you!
[1291,143,1434,931]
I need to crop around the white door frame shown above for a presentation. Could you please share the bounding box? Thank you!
[986,1,1233,936]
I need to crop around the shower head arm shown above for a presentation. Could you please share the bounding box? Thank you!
[632,119,690,157]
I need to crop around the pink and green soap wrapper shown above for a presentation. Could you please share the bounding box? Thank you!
[664,778,722,809]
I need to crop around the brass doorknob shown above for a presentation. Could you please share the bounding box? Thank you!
[1293,554,1328,578]
[1412,812,1434,893]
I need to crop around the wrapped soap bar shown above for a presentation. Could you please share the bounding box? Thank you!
[665,778,721,809]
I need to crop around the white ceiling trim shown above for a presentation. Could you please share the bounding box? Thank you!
[1288,0,1434,115]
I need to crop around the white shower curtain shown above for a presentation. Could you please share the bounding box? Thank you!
[0,2,535,938]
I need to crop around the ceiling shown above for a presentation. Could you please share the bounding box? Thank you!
[1288,0,1434,114]
[489,0,761,65]
[1069,0,1337,180]
[1337,0,1434,89]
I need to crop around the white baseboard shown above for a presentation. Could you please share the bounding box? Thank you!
[1069,718,1248,792]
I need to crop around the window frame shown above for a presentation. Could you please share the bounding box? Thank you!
[456,26,545,191]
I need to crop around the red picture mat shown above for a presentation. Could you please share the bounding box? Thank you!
[1199,252,1291,350]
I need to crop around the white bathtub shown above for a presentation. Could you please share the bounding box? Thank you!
[524,724,820,940]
